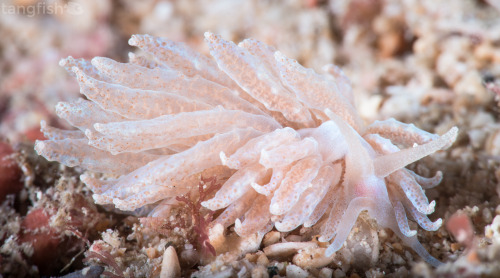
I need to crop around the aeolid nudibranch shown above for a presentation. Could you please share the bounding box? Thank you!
[35,32,458,267]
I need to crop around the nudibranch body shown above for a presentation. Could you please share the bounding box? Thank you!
[35,32,457,267]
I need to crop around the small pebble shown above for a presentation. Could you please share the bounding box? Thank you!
[392,243,403,251]
[450,243,461,252]
[333,269,346,278]
[256,252,269,266]
[318,267,333,278]
[145,247,158,259]
[286,264,309,278]
[263,231,280,247]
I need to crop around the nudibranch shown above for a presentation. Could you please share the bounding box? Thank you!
[35,32,458,267]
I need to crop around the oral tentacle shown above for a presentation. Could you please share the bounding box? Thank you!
[374,127,458,178]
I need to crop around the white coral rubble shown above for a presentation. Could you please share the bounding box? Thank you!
[35,32,458,267]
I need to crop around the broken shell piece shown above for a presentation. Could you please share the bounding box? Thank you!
[160,246,181,278]
[293,247,335,269]
[263,241,318,257]
[262,231,281,246]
